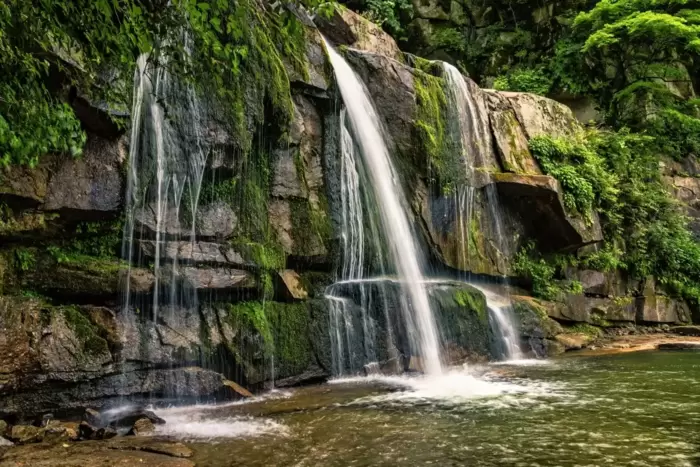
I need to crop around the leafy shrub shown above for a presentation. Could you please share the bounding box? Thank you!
[494,67,553,95]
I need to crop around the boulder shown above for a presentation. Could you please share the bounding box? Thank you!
[106,408,166,428]
[496,91,580,139]
[128,418,155,436]
[511,296,564,356]
[83,408,102,427]
[96,426,118,440]
[486,92,541,174]
[636,295,691,324]
[9,425,43,444]
[43,135,125,214]
[554,333,596,350]
[543,294,636,324]
[316,8,403,61]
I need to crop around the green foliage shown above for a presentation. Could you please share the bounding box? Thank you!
[13,248,35,272]
[513,243,561,300]
[360,0,413,36]
[493,67,553,95]
[454,289,487,322]
[529,134,619,221]
[565,322,603,337]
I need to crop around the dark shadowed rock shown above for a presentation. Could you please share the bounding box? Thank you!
[83,408,102,427]
[671,325,700,336]
[658,342,700,350]
[79,421,97,440]
[96,426,118,440]
[492,173,603,249]
[108,408,165,428]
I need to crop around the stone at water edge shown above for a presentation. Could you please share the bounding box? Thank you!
[554,333,596,350]
[128,418,156,436]
[0,420,7,436]
[96,426,118,440]
[78,421,97,440]
[223,379,253,398]
[83,408,102,427]
[107,407,166,428]
[658,342,700,350]
[8,425,43,444]
[670,325,700,336]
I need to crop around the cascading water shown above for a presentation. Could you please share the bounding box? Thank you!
[441,62,523,360]
[324,39,443,375]
[120,48,211,396]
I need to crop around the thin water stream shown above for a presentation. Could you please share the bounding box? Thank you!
[156,352,700,467]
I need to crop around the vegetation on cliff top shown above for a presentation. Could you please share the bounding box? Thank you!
[0,0,334,167]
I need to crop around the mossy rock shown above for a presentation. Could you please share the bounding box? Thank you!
[429,283,493,359]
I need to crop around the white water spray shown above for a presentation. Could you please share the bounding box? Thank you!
[324,39,442,375]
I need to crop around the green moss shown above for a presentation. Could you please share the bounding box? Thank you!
[414,69,451,191]
[13,248,35,272]
[266,301,313,375]
[227,301,273,348]
[454,289,488,322]
[60,306,109,356]
[564,323,603,337]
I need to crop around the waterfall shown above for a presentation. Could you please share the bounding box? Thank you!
[441,62,523,360]
[324,39,443,375]
[120,49,210,394]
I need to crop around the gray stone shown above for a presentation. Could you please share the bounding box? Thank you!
[316,8,403,61]
[499,91,580,139]
[140,241,247,267]
[176,267,256,290]
[43,135,126,213]
[636,295,691,324]
[128,418,155,436]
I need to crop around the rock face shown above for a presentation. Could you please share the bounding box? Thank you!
[0,5,694,421]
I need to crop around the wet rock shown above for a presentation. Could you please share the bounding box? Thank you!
[128,417,155,436]
[42,424,76,443]
[107,408,165,428]
[316,8,403,61]
[657,342,700,350]
[140,241,247,267]
[43,135,126,214]
[83,408,102,427]
[177,266,257,290]
[0,420,7,435]
[196,201,238,238]
[79,421,97,440]
[223,379,253,398]
[486,91,541,175]
[671,325,700,336]
[0,436,12,446]
[96,426,118,440]
[9,425,43,444]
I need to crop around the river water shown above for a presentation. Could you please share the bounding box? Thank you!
[155,351,700,466]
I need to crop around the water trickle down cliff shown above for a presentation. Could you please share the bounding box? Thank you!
[441,62,523,360]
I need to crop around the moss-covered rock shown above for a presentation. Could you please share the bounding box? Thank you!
[511,295,565,356]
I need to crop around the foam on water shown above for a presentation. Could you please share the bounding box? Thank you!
[154,408,287,440]
[330,367,562,407]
